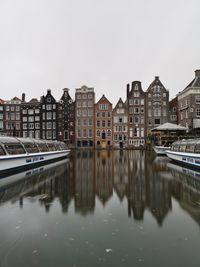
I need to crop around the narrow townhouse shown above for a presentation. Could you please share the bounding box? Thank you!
[57,88,75,146]
[75,85,95,147]
[95,94,112,149]
[126,81,146,148]
[112,97,128,148]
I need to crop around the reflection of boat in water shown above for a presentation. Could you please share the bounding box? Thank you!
[0,136,70,176]
[166,139,200,169]
[0,158,69,205]
[167,162,200,193]
[153,145,171,156]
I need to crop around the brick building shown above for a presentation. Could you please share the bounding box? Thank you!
[40,89,57,140]
[112,97,128,148]
[57,88,75,145]
[126,81,146,148]
[21,94,41,139]
[178,69,200,135]
[146,76,169,134]
[95,94,112,148]
[75,85,95,147]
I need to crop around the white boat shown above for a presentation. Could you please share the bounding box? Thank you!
[0,136,70,176]
[153,145,171,155]
[166,139,200,169]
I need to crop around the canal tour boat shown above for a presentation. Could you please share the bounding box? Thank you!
[0,136,70,176]
[153,145,171,156]
[166,139,200,169]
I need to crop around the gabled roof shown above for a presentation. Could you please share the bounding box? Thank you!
[12,96,21,101]
[180,70,200,94]
[0,98,4,104]
[146,76,168,92]
[96,94,112,105]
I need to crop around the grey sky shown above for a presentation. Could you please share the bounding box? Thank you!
[0,0,200,106]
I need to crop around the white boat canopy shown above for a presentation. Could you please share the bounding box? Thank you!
[151,122,187,132]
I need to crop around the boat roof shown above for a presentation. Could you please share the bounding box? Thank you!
[0,136,64,145]
[173,139,200,145]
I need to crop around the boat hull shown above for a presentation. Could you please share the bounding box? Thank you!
[153,146,171,156]
[166,150,200,169]
[0,150,70,177]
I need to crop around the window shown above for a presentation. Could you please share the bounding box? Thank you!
[28,109,34,115]
[134,108,139,114]
[35,123,40,129]
[102,131,106,139]
[107,120,111,127]
[102,120,106,127]
[47,112,52,120]
[16,113,20,120]
[83,101,87,107]
[47,122,52,129]
[99,104,108,110]
[88,119,92,126]
[97,130,101,137]
[47,104,52,110]
[134,92,139,97]
[196,108,200,117]
[107,130,111,137]
[97,120,100,127]
[154,118,160,125]
[129,99,133,105]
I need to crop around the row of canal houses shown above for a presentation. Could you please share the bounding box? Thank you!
[0,69,200,148]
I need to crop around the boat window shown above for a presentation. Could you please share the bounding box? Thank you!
[185,145,195,153]
[47,143,56,151]
[194,144,200,153]
[23,143,39,153]
[172,144,179,151]
[37,143,49,152]
[179,144,186,152]
[54,143,62,151]
[4,144,25,155]
[0,145,5,155]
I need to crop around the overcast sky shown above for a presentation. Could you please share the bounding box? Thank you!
[0,0,200,105]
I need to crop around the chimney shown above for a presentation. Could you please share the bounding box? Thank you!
[126,84,130,98]
[22,93,25,102]
[195,69,200,77]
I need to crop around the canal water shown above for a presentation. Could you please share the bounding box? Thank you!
[0,150,200,267]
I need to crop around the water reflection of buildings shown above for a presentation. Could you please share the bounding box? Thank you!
[74,150,95,215]
[1,150,200,227]
[95,150,113,205]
